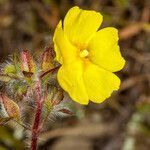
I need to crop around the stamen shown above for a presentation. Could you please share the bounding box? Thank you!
[79,49,89,58]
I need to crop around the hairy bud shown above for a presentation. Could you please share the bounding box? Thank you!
[0,94,21,120]
[41,47,55,73]
[20,50,36,77]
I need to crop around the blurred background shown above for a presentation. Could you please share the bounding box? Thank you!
[0,0,150,150]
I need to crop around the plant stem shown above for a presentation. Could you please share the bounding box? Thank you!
[31,102,43,150]
[31,81,44,150]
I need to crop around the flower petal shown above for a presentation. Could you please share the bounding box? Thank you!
[83,61,120,103]
[64,6,103,48]
[53,21,78,64]
[88,27,125,72]
[57,60,89,104]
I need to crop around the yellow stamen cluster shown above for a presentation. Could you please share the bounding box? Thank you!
[79,49,89,58]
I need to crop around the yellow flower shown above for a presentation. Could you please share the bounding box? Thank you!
[53,6,125,105]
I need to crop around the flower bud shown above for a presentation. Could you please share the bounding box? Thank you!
[20,50,36,77]
[0,94,21,120]
[41,47,55,73]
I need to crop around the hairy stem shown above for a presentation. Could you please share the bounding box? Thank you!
[31,81,44,150]
[31,102,43,150]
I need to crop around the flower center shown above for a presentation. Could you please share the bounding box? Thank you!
[79,49,89,58]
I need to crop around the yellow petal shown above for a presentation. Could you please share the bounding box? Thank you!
[57,60,89,104]
[53,21,78,64]
[83,61,120,103]
[64,6,103,48]
[88,27,125,72]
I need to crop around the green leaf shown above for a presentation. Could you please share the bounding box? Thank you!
[3,64,16,74]
[0,74,12,82]
[0,95,21,121]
